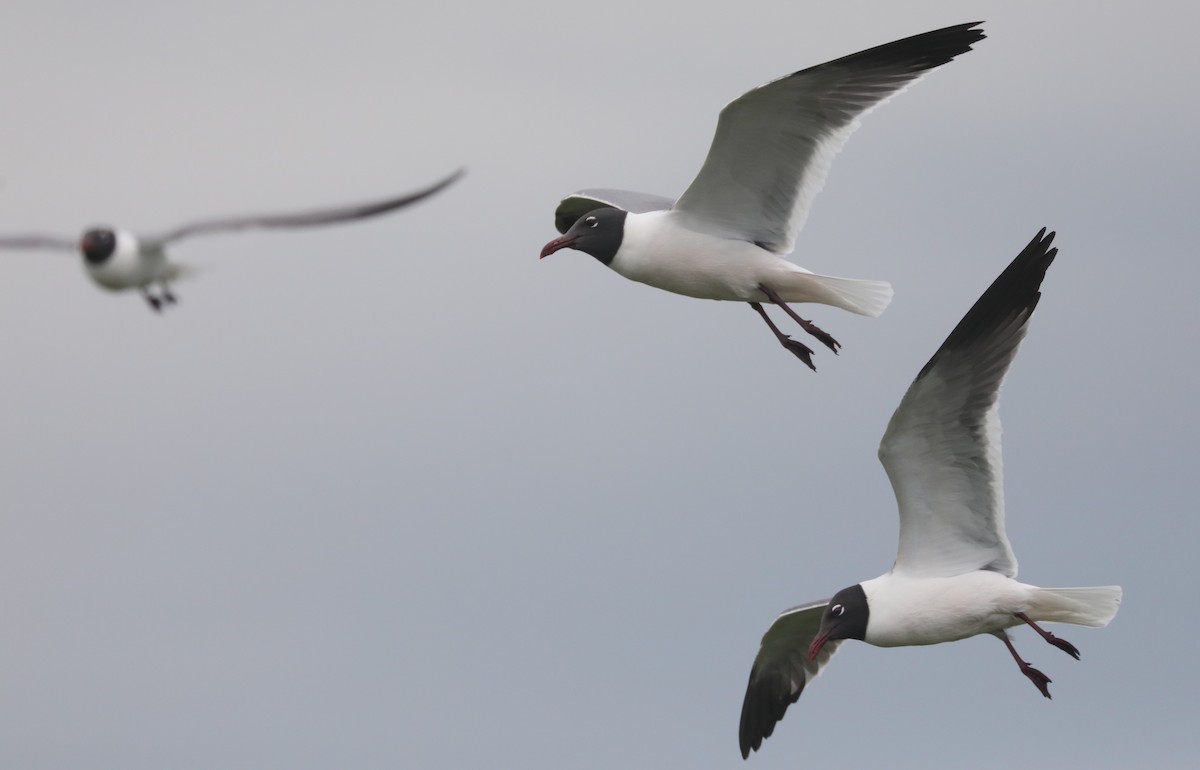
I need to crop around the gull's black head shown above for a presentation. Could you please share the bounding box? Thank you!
[79,228,117,265]
[807,584,869,661]
[539,208,626,266]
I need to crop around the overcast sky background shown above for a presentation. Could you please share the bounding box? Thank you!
[0,1,1196,768]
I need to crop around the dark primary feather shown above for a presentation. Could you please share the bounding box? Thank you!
[916,228,1057,382]
[144,168,463,247]
[803,20,986,84]
[738,601,832,759]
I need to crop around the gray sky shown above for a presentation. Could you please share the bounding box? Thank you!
[1,1,1196,767]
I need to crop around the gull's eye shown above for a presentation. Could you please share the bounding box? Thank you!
[830,604,844,618]
[585,216,598,228]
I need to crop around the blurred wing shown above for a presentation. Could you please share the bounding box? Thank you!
[145,169,463,247]
[739,600,838,759]
[552,189,675,234]
[0,234,76,252]
[880,229,1058,579]
[674,22,984,253]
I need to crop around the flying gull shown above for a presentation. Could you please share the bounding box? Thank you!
[542,23,984,369]
[738,229,1122,757]
[0,169,463,310]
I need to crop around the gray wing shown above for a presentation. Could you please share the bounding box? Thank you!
[144,169,463,247]
[673,22,984,253]
[0,234,77,252]
[739,600,838,759]
[553,189,675,234]
[880,229,1058,579]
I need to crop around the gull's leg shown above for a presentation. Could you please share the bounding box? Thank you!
[749,302,815,371]
[140,287,162,312]
[1016,612,1081,660]
[159,282,177,305]
[757,283,840,353]
[995,630,1052,699]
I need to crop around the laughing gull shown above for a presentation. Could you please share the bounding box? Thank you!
[738,229,1122,758]
[0,169,462,311]
[541,23,984,369]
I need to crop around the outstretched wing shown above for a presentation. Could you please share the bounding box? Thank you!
[552,188,675,234]
[739,600,838,759]
[144,169,464,247]
[880,229,1058,579]
[0,234,77,252]
[674,22,984,253]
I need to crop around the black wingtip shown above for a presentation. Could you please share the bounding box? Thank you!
[738,667,804,760]
[897,20,987,62]
[356,168,466,217]
[738,670,765,760]
[823,20,987,75]
[917,227,1058,380]
[421,167,467,196]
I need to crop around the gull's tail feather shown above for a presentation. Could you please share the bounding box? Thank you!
[1032,586,1123,627]
[773,271,894,317]
[166,261,203,283]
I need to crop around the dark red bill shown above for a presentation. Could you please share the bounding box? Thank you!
[539,235,577,259]
[807,630,832,662]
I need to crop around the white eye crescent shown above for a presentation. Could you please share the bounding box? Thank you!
[585,216,598,228]
[830,604,844,618]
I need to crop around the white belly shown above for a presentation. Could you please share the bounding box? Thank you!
[861,571,1036,648]
[85,248,176,291]
[610,211,804,302]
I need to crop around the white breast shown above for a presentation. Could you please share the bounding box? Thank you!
[860,571,1038,648]
[611,211,800,302]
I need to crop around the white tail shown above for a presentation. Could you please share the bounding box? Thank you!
[1031,586,1123,627]
[774,271,894,317]
[166,261,203,283]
